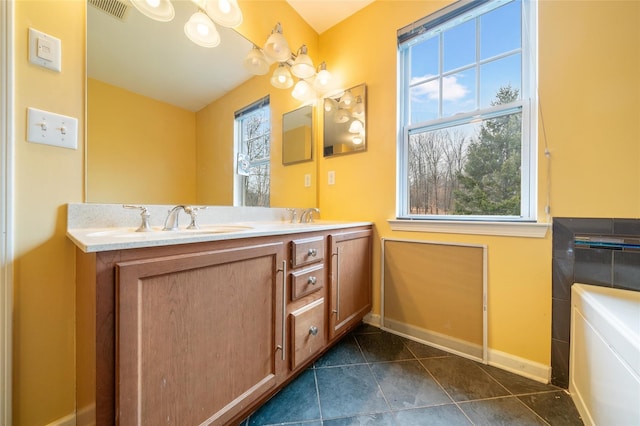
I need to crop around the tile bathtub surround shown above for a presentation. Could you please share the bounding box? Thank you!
[241,325,583,426]
[551,217,640,388]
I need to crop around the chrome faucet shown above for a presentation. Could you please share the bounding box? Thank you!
[299,208,320,223]
[163,205,207,231]
[123,204,153,232]
[163,205,188,231]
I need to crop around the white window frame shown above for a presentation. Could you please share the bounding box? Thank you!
[234,97,271,207]
[396,0,539,232]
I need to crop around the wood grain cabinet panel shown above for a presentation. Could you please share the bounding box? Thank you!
[289,298,326,369]
[290,263,324,301]
[116,242,285,426]
[290,236,324,268]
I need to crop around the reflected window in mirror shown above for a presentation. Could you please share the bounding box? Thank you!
[283,105,313,165]
[323,83,366,157]
[235,96,271,207]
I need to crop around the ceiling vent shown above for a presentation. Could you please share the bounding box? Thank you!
[88,0,130,21]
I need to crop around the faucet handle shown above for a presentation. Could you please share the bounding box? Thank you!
[123,204,153,232]
[286,208,297,223]
[185,206,207,229]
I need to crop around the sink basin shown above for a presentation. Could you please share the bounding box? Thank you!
[85,225,253,238]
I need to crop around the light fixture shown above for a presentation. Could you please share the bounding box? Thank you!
[184,11,220,48]
[270,64,293,89]
[353,135,364,145]
[204,0,243,28]
[334,108,350,124]
[314,62,332,92]
[263,23,291,62]
[130,0,175,22]
[291,45,315,79]
[348,119,364,134]
[244,45,270,75]
[324,97,337,113]
[352,96,364,117]
[292,79,316,102]
[340,90,354,108]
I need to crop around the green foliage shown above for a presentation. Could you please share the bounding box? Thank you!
[453,85,522,216]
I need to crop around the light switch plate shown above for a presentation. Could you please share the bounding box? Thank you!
[304,174,311,187]
[28,28,61,72]
[328,171,336,185]
[27,107,78,150]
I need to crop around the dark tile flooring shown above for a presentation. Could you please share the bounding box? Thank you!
[240,324,584,426]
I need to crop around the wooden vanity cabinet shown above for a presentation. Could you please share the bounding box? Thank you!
[75,226,371,426]
[328,229,373,341]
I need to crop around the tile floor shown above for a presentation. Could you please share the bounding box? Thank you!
[240,324,584,426]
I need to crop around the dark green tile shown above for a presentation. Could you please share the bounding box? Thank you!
[394,404,472,425]
[420,356,510,402]
[247,369,320,425]
[478,364,560,395]
[316,364,389,419]
[404,339,451,359]
[459,396,547,425]
[323,412,396,425]
[315,335,366,368]
[355,331,415,362]
[370,360,451,410]
[519,391,584,425]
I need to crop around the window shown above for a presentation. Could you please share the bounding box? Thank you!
[397,0,536,221]
[235,97,271,207]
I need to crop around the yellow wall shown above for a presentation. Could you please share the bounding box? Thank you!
[13,0,85,424]
[10,0,640,424]
[87,78,197,205]
[316,0,640,368]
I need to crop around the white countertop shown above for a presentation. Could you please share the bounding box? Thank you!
[67,203,371,253]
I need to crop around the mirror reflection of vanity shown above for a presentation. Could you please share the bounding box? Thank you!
[86,0,317,208]
[323,83,367,157]
[282,105,313,165]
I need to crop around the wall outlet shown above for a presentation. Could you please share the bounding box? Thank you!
[304,174,311,187]
[328,171,336,185]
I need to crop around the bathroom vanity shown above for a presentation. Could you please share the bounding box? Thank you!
[68,204,372,425]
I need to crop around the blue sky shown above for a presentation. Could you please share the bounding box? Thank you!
[408,0,522,124]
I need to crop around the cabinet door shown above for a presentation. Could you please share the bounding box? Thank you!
[329,229,373,340]
[116,242,286,426]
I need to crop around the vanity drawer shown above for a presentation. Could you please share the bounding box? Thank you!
[290,264,324,301]
[290,236,325,268]
[289,298,325,369]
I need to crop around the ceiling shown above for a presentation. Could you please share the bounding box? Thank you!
[285,0,374,34]
[87,0,373,112]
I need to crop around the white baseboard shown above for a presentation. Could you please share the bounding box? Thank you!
[45,412,75,426]
[76,403,96,426]
[363,312,381,327]
[378,317,551,384]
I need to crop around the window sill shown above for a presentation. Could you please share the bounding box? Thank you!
[388,219,549,238]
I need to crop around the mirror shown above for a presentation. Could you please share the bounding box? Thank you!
[282,105,313,165]
[86,0,317,208]
[323,83,367,157]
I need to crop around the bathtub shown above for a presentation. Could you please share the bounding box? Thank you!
[570,283,640,426]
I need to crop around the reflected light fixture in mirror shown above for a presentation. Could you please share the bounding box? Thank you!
[323,83,367,157]
[130,0,175,21]
[131,0,242,48]
[244,23,332,100]
[184,10,220,48]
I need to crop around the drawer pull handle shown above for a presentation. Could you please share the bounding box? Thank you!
[309,326,318,336]
[307,248,317,257]
[307,276,317,285]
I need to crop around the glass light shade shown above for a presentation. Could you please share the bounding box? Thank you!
[263,25,291,62]
[348,119,364,134]
[204,0,243,27]
[244,46,269,75]
[271,64,293,89]
[334,108,350,124]
[130,0,175,21]
[184,11,220,48]
[314,66,332,92]
[352,135,363,145]
[324,97,337,113]
[352,96,364,116]
[340,90,354,108]
[291,45,315,79]
[292,79,316,102]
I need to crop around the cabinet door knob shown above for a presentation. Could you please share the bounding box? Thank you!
[307,248,317,257]
[309,326,318,336]
[307,276,317,285]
